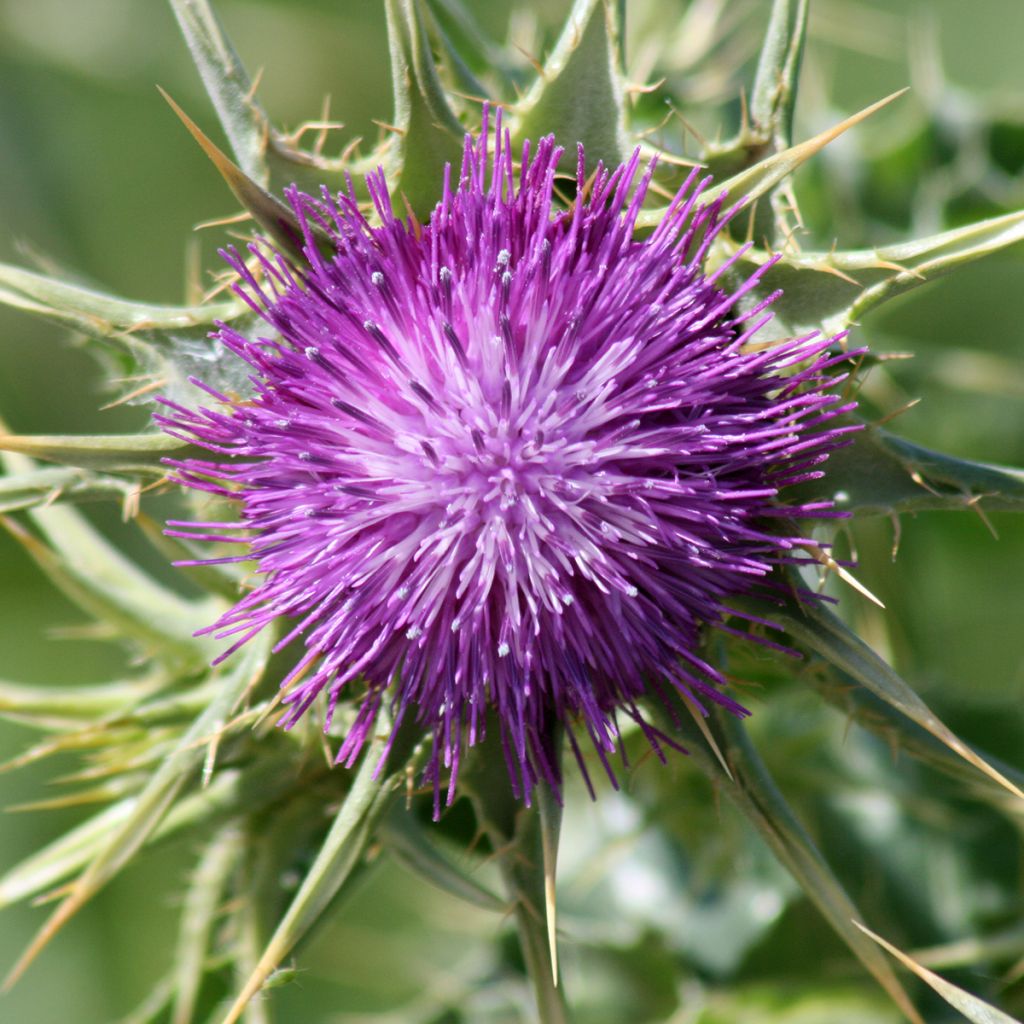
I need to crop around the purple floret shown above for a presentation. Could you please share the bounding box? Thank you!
[157,110,857,812]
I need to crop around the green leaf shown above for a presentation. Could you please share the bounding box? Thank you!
[738,582,1024,805]
[419,0,493,103]
[718,208,1024,344]
[0,677,159,725]
[747,0,809,245]
[2,631,271,990]
[168,0,270,184]
[0,260,247,406]
[0,754,301,912]
[808,663,1024,813]
[1,503,214,666]
[801,424,1024,517]
[426,0,520,96]
[514,0,627,173]
[384,0,465,219]
[855,923,1023,1024]
[0,433,185,474]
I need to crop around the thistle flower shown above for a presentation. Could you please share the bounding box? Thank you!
[4,4,1024,1022]
[157,111,855,811]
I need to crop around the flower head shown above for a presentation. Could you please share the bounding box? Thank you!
[158,112,855,811]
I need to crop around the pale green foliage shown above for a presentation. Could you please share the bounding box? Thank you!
[0,2,1022,1023]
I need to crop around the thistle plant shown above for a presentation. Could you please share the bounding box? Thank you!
[1,2,1023,1023]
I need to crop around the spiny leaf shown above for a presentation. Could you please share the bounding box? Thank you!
[514,0,627,172]
[741,581,1024,805]
[800,424,1024,517]
[0,432,186,475]
[419,0,492,103]
[808,663,1024,815]
[3,632,271,989]
[637,90,907,230]
[0,677,159,725]
[385,0,466,219]
[220,712,404,1024]
[0,467,135,515]
[0,261,236,342]
[159,88,312,263]
[719,207,1024,343]
[691,709,924,1024]
[0,260,246,406]
[855,922,1023,1024]
[2,439,216,663]
[426,0,520,96]
[379,802,506,913]
[168,0,270,184]
[0,756,300,912]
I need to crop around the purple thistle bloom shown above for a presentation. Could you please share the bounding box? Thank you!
[157,111,856,812]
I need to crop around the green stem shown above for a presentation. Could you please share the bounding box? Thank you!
[496,806,572,1024]
[464,724,572,1023]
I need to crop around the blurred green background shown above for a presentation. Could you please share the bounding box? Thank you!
[1,1,1022,1021]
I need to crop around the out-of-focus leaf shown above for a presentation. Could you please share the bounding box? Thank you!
[808,663,1024,815]
[3,632,271,989]
[514,0,627,172]
[379,803,506,913]
[0,433,185,474]
[794,423,1024,516]
[750,0,808,149]
[168,0,270,184]
[910,923,1024,972]
[689,710,924,1024]
[1,506,214,666]
[696,983,904,1024]
[116,972,178,1024]
[856,922,1023,1024]
[171,822,245,1024]
[0,467,135,514]
[385,0,465,219]
[133,511,244,601]
[0,753,304,912]
[0,678,158,726]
